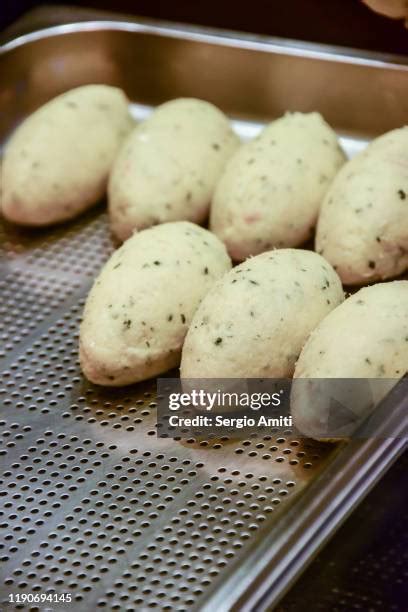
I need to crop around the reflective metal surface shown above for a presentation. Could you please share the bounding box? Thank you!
[1,19,408,142]
[0,21,406,611]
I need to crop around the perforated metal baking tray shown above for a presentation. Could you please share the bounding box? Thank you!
[0,20,407,612]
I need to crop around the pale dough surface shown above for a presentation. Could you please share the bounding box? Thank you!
[180,248,344,378]
[109,98,240,241]
[1,85,132,225]
[80,221,232,386]
[292,281,408,438]
[210,112,345,261]
[316,126,408,284]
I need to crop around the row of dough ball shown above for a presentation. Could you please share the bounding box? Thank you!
[80,221,408,438]
[82,227,408,385]
[80,223,343,387]
[108,104,345,250]
[211,120,408,284]
[0,86,239,233]
[136,103,407,286]
[2,85,407,285]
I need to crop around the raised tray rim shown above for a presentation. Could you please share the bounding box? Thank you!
[1,18,408,71]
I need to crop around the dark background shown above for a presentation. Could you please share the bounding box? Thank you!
[1,2,407,611]
[1,0,408,55]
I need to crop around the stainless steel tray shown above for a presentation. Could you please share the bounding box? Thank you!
[0,20,407,612]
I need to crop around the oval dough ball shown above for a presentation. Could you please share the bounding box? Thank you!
[292,281,408,438]
[180,249,344,379]
[1,85,132,226]
[80,221,232,386]
[210,112,345,261]
[315,127,408,285]
[108,98,240,241]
